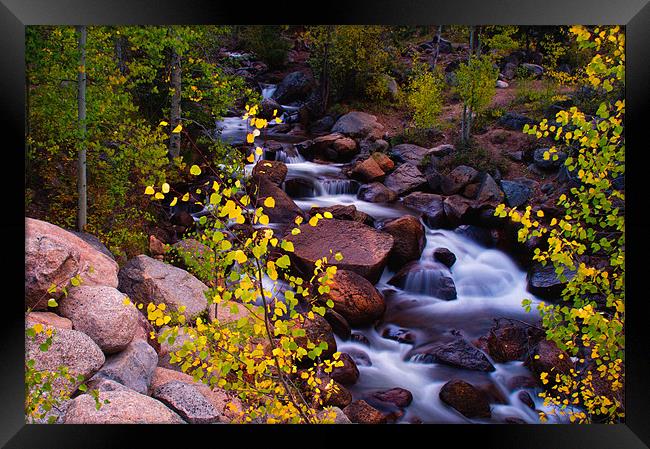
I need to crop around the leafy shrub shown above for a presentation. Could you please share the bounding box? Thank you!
[141,107,347,423]
[238,26,292,69]
[404,60,445,129]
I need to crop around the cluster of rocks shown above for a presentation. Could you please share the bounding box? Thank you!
[25,218,244,424]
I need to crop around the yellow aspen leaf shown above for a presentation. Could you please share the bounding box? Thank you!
[264,197,276,208]
[162,183,170,194]
[246,154,255,163]
[170,197,178,207]
[144,186,155,195]
[158,121,168,127]
[181,192,190,201]
[259,214,270,225]
[309,216,319,227]
[172,124,183,133]
[190,165,202,176]
[323,211,333,219]
[154,192,164,200]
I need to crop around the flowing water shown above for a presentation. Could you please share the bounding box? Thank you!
[212,85,564,424]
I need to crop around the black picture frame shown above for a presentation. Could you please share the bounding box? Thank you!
[3,1,649,447]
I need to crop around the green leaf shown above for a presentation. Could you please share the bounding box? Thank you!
[47,298,58,308]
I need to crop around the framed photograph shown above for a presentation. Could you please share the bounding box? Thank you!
[3,0,649,447]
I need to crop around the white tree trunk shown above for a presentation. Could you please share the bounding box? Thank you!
[76,25,87,231]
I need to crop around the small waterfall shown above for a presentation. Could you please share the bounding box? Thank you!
[260,83,277,100]
[315,178,360,196]
[276,148,306,164]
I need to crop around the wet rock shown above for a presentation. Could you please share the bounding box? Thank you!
[153,381,221,424]
[507,375,538,390]
[518,391,536,410]
[332,137,359,161]
[59,285,138,354]
[25,218,119,310]
[390,144,435,166]
[64,390,185,424]
[332,111,384,139]
[409,338,495,372]
[441,165,480,195]
[259,98,284,120]
[343,400,388,424]
[389,261,457,300]
[118,255,208,320]
[501,180,533,208]
[475,174,504,207]
[527,263,576,300]
[26,311,72,330]
[322,269,386,326]
[533,147,568,171]
[384,163,428,195]
[504,416,527,424]
[381,215,426,268]
[439,379,491,418]
[91,339,158,394]
[357,182,398,203]
[381,326,416,344]
[482,323,539,363]
[496,80,509,88]
[288,219,394,284]
[351,156,385,182]
[372,388,413,408]
[324,308,352,340]
[251,160,288,186]
[431,248,455,268]
[402,192,446,228]
[26,326,105,396]
[309,204,373,226]
[272,71,315,104]
[259,177,306,223]
[330,353,360,385]
[454,225,498,248]
[498,112,535,131]
[524,340,573,385]
[443,195,476,226]
[322,379,353,409]
[347,347,372,366]
[284,177,317,197]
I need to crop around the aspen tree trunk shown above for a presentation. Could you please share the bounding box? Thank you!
[169,47,182,158]
[76,25,87,231]
[319,25,333,115]
[432,25,443,68]
[462,26,476,144]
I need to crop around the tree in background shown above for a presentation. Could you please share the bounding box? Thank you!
[304,26,395,106]
[404,59,445,130]
[26,25,253,258]
[237,25,292,69]
[456,54,498,144]
[495,25,625,423]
